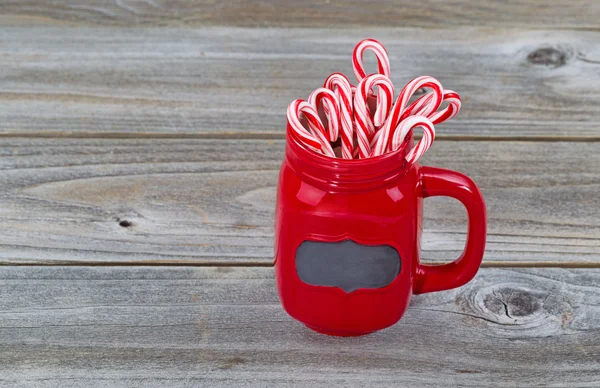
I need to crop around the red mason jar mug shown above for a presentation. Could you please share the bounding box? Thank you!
[275,124,487,336]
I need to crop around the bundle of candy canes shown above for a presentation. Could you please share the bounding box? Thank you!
[287,39,461,165]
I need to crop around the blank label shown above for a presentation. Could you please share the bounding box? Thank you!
[295,240,401,293]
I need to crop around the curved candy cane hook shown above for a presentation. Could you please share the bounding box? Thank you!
[324,72,355,159]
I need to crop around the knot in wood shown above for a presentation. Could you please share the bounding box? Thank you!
[527,47,567,68]
[483,287,540,319]
[119,220,133,228]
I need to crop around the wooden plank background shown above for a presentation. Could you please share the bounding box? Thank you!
[1,266,599,387]
[1,1,599,29]
[0,138,599,265]
[1,27,600,138]
[1,0,599,386]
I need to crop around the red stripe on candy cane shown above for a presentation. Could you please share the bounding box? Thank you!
[324,72,355,159]
[429,90,461,124]
[390,115,436,165]
[404,90,461,125]
[352,39,391,80]
[372,76,443,156]
[308,87,340,142]
[368,90,460,157]
[287,100,321,153]
[353,74,394,159]
[286,99,335,157]
[352,39,392,128]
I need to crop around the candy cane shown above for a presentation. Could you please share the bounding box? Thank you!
[286,99,335,157]
[404,90,461,125]
[368,89,459,154]
[353,38,391,82]
[404,93,435,118]
[352,39,392,128]
[324,72,354,159]
[308,87,340,142]
[372,76,443,156]
[390,115,436,165]
[354,73,394,159]
[429,90,461,124]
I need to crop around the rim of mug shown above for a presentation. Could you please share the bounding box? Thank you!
[285,123,415,191]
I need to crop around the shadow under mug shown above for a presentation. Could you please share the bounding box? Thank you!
[274,124,487,336]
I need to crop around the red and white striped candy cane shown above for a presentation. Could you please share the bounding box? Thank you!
[372,76,443,156]
[353,38,391,82]
[402,89,461,125]
[390,115,436,165]
[369,89,460,156]
[403,92,434,118]
[429,90,461,124]
[286,99,335,157]
[353,73,394,159]
[308,87,340,142]
[324,72,354,159]
[352,39,392,128]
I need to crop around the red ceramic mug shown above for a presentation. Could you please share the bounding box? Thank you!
[274,125,487,336]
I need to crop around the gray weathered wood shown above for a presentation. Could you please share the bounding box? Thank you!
[0,3,597,386]
[1,27,599,137]
[0,266,598,387]
[0,0,598,29]
[0,138,599,265]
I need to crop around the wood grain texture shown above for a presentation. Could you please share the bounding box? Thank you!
[0,0,599,29]
[1,27,600,137]
[1,138,599,265]
[0,266,599,387]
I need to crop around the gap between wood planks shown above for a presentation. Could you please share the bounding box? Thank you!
[1,132,600,142]
[1,261,600,268]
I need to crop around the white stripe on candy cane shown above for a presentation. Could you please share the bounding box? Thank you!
[390,115,436,165]
[324,72,355,159]
[372,76,443,156]
[286,99,335,157]
[353,74,394,159]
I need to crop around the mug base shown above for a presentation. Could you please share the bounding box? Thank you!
[305,324,374,337]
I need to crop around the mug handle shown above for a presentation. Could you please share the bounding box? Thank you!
[413,166,487,294]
